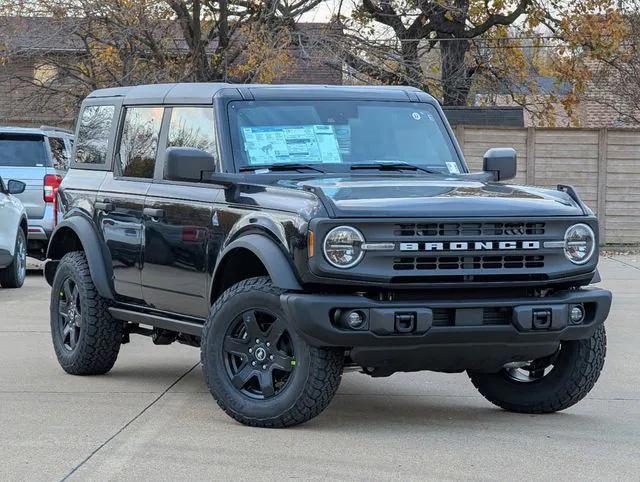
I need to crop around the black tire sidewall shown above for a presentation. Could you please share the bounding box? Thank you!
[50,255,104,369]
[469,327,606,410]
[202,284,313,421]
[0,229,26,288]
[51,259,82,366]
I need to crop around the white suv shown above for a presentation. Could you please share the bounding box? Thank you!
[0,176,28,288]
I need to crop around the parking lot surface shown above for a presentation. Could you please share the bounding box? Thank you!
[1,256,639,481]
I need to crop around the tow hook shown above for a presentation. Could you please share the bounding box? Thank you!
[532,309,552,329]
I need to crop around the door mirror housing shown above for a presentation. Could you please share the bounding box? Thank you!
[483,148,517,181]
[7,179,26,195]
[164,147,216,182]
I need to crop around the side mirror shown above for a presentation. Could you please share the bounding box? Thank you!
[7,179,26,195]
[483,148,517,182]
[164,147,216,182]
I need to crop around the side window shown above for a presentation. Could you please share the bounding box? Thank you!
[118,107,163,179]
[167,106,217,162]
[75,105,115,165]
[48,137,70,170]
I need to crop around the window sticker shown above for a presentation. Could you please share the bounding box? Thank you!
[333,125,352,155]
[411,112,421,120]
[446,161,460,174]
[241,125,342,165]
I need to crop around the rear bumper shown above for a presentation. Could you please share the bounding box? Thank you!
[281,287,612,373]
[27,204,54,241]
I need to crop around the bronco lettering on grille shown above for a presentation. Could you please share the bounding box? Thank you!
[399,241,541,252]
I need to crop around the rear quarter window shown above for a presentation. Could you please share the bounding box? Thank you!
[75,105,116,165]
[0,133,49,167]
[48,137,70,171]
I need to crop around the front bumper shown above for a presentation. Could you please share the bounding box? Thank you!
[281,287,612,373]
[0,248,12,269]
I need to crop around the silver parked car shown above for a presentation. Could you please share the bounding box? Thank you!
[0,126,73,258]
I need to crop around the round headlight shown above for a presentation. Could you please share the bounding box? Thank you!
[564,223,595,265]
[323,226,365,268]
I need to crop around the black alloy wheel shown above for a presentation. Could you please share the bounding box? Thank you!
[223,309,295,399]
[50,251,123,375]
[57,277,82,351]
[201,277,344,428]
[502,350,560,383]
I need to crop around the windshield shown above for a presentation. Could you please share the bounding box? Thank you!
[0,134,49,167]
[229,100,463,173]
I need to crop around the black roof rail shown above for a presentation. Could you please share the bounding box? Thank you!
[39,125,73,134]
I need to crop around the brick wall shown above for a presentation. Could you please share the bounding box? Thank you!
[0,22,342,127]
[0,57,75,127]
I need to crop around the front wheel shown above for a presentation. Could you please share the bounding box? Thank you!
[468,325,606,413]
[0,228,26,288]
[201,277,344,428]
[50,251,123,375]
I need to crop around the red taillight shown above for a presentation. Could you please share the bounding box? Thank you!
[44,174,62,203]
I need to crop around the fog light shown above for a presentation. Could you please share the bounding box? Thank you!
[346,311,365,328]
[569,305,585,324]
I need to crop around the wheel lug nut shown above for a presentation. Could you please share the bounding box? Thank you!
[255,338,260,343]
[262,364,267,370]
[266,342,271,347]
[269,355,274,360]
[251,361,256,366]
[248,348,253,353]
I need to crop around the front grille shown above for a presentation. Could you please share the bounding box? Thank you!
[432,307,512,326]
[393,222,545,237]
[393,255,545,271]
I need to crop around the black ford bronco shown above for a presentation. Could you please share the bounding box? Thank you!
[45,83,612,428]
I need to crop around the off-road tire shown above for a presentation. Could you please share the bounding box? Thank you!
[0,229,26,288]
[201,277,344,428]
[468,325,606,413]
[50,251,123,375]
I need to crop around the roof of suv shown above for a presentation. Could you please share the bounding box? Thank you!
[0,126,72,137]
[86,83,435,105]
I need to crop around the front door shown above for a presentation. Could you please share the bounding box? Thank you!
[141,106,223,317]
[97,105,164,301]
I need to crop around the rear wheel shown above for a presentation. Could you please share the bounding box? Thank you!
[0,229,26,288]
[468,325,606,413]
[201,277,344,428]
[50,251,123,375]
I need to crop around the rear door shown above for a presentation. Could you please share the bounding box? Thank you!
[141,106,223,317]
[97,105,164,301]
[0,132,49,220]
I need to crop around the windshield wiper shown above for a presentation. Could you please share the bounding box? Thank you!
[239,163,325,173]
[350,161,440,175]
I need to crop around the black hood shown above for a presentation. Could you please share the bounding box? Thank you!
[273,175,585,218]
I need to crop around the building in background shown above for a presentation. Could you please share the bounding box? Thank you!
[0,17,342,128]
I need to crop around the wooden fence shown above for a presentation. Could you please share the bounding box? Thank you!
[454,126,640,244]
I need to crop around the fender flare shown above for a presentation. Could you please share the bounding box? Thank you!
[46,215,114,299]
[212,234,303,293]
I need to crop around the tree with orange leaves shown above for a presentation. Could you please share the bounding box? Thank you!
[328,0,627,124]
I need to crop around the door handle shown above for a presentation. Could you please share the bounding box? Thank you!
[95,200,114,212]
[143,208,165,219]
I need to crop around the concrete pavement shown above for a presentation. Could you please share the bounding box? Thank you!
[0,257,638,481]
